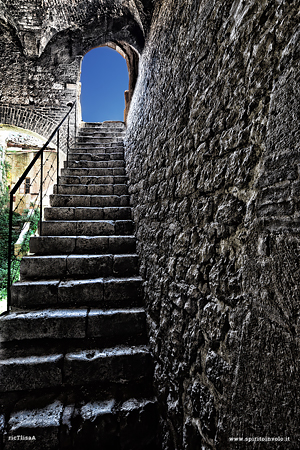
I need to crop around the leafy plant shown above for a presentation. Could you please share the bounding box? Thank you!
[0,159,40,304]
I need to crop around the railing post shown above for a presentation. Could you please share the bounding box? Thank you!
[40,150,43,236]
[7,192,13,311]
[75,101,77,142]
[57,130,60,187]
[67,113,70,164]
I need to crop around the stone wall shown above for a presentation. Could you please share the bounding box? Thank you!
[125,1,300,449]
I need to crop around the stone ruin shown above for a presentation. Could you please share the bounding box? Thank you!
[0,1,300,449]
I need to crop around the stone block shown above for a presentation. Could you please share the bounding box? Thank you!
[50,194,91,207]
[76,220,115,235]
[87,308,146,339]
[104,207,131,220]
[113,255,139,276]
[75,236,109,254]
[0,354,63,391]
[109,236,136,253]
[66,255,113,278]
[64,346,152,386]
[20,256,67,280]
[44,207,75,220]
[41,221,77,236]
[115,220,134,235]
[91,195,130,207]
[11,280,59,308]
[30,236,76,255]
[103,278,143,307]
[58,278,104,306]
[74,207,104,220]
[0,309,87,342]
[114,184,128,195]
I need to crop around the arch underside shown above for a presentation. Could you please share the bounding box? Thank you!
[0,0,154,58]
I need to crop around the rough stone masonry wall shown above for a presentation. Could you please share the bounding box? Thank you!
[125,1,300,449]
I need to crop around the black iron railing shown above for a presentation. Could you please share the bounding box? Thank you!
[6,101,77,311]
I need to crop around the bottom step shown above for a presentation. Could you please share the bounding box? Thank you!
[2,392,159,450]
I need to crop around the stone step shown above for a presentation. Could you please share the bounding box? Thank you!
[64,160,125,169]
[82,121,125,128]
[58,175,128,185]
[44,206,132,221]
[73,143,124,150]
[19,254,139,281]
[0,345,152,392]
[69,144,124,159]
[50,194,130,207]
[68,152,124,161]
[0,308,146,343]
[81,125,125,133]
[69,145,124,159]
[40,219,134,236]
[30,235,136,255]
[11,277,143,309]
[77,136,124,143]
[53,184,128,196]
[79,131,125,138]
[2,394,158,450]
[61,167,126,176]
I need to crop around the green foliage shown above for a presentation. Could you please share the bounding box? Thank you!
[0,159,40,304]
[0,159,10,208]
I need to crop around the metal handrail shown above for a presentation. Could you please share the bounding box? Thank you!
[7,101,76,311]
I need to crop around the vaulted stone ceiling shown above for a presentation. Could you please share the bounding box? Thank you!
[0,0,155,57]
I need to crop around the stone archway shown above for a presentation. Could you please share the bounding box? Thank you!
[79,41,139,123]
[0,1,153,134]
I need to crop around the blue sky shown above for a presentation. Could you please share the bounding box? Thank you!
[80,47,129,123]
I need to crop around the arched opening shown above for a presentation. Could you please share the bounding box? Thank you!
[79,42,139,124]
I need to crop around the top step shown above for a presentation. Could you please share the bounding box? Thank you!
[82,121,126,129]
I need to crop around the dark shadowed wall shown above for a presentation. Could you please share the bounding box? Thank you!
[125,1,300,449]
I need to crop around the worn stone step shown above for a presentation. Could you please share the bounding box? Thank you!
[44,206,132,221]
[40,219,134,236]
[78,132,124,139]
[11,277,143,309]
[83,121,125,128]
[2,394,158,450]
[73,143,124,151]
[77,135,124,143]
[30,235,136,255]
[80,126,125,133]
[79,127,125,133]
[69,148,124,159]
[58,175,128,185]
[19,254,139,281]
[0,308,146,343]
[50,194,130,207]
[68,152,124,161]
[62,167,126,176]
[78,134,125,141]
[53,184,128,196]
[0,345,152,392]
[64,160,125,169]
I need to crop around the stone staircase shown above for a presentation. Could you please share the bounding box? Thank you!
[0,121,160,450]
